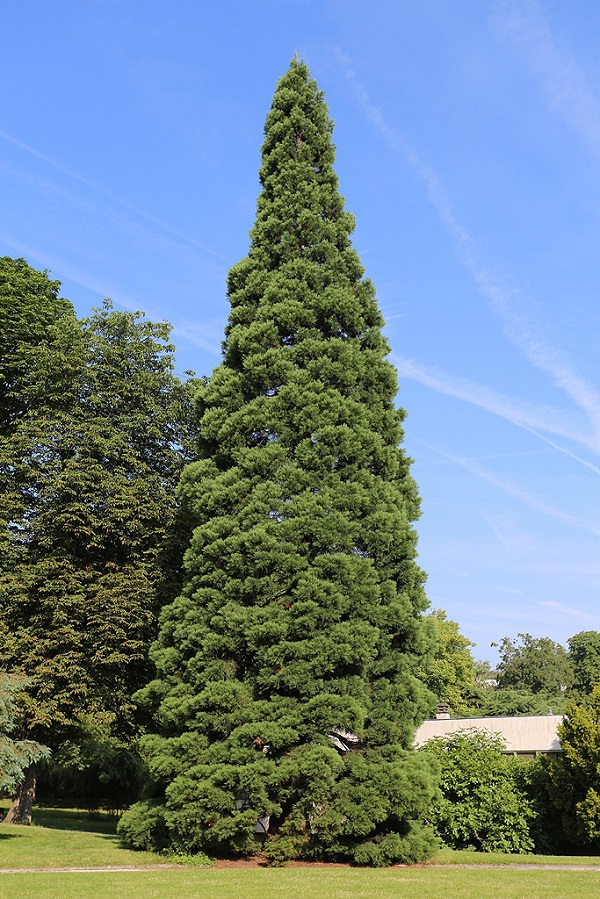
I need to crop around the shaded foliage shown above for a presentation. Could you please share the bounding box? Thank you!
[37,716,146,813]
[0,673,49,796]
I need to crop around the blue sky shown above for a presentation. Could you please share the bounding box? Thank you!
[2,1,599,662]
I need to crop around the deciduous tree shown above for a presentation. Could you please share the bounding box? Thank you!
[417,610,479,717]
[0,256,75,438]
[568,631,600,699]
[494,633,572,696]
[0,263,198,821]
[421,729,534,852]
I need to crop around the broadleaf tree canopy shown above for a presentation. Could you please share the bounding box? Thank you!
[0,263,199,802]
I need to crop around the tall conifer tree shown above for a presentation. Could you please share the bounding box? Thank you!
[123,58,436,865]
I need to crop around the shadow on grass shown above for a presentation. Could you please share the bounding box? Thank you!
[31,807,118,835]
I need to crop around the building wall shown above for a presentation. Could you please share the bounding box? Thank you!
[414,714,563,755]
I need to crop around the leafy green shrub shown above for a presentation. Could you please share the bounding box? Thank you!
[421,729,534,853]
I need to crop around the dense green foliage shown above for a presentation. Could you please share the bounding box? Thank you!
[544,685,600,851]
[494,633,572,696]
[507,684,600,855]
[568,632,600,700]
[0,673,49,794]
[418,611,479,716]
[120,58,437,866]
[416,622,571,719]
[3,104,598,859]
[465,633,572,718]
[427,630,576,720]
[0,257,75,438]
[0,259,198,814]
[421,627,600,722]
[116,798,170,852]
[477,688,564,717]
[422,730,534,853]
[418,639,600,856]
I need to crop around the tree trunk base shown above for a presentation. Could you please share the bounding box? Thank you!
[4,766,36,825]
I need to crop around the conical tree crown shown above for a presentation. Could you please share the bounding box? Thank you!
[123,58,436,867]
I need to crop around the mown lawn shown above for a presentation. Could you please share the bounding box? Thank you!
[1,805,600,898]
[429,846,600,866]
[0,805,160,869]
[2,867,600,899]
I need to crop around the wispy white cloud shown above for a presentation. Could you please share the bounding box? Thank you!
[0,128,228,263]
[493,0,600,161]
[416,449,552,468]
[484,512,537,555]
[414,437,600,536]
[474,464,600,532]
[489,1,600,437]
[535,600,600,626]
[0,233,222,356]
[0,129,232,355]
[492,585,527,596]
[392,353,600,474]
[335,48,600,454]
[393,353,582,439]
[0,233,169,318]
[438,601,565,637]
[0,154,227,290]
[171,322,222,357]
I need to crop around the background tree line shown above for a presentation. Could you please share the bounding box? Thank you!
[419,613,600,718]
[417,682,600,856]
[418,619,600,855]
[0,255,199,822]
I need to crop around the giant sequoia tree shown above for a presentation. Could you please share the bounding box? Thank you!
[121,58,436,865]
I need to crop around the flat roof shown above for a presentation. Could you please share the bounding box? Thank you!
[414,714,562,753]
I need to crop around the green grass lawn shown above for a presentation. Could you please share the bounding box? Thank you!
[430,846,600,866]
[2,867,600,899]
[1,805,600,898]
[0,805,161,869]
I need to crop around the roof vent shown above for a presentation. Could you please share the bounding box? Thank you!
[435,703,450,720]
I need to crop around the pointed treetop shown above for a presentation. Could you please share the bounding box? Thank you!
[119,59,434,868]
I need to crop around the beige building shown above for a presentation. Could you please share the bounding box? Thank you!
[414,710,563,760]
